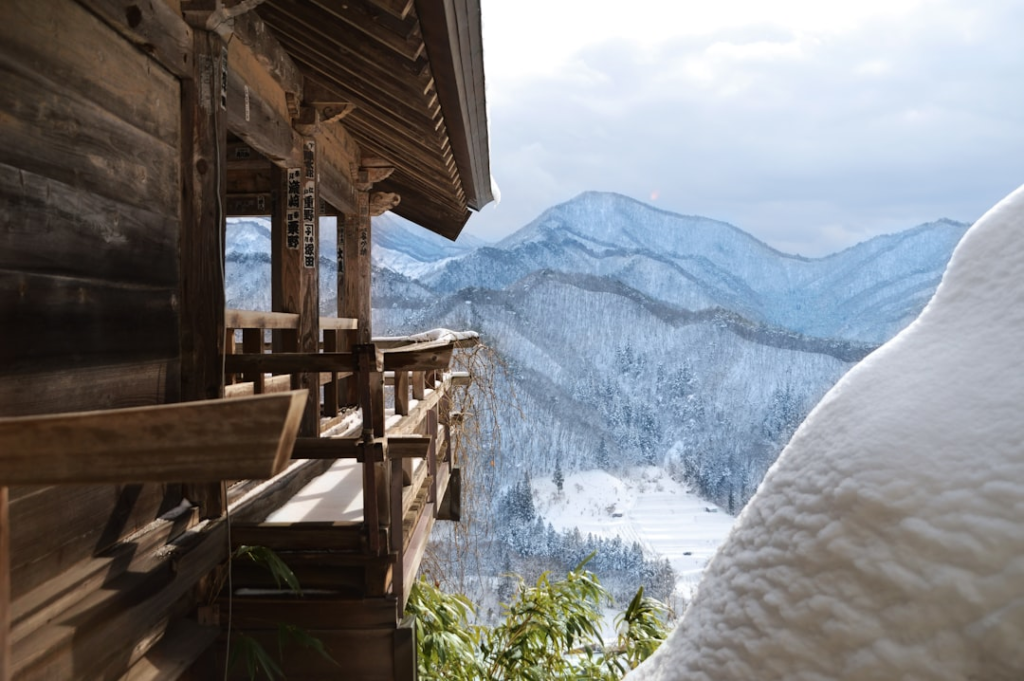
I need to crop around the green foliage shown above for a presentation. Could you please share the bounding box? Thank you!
[234,544,303,594]
[484,553,612,680]
[407,580,487,680]
[407,554,671,680]
[614,586,671,670]
[229,633,284,681]
[227,546,338,680]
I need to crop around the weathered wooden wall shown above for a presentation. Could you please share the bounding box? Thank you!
[0,0,185,613]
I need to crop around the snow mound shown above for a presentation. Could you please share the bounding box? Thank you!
[628,184,1024,681]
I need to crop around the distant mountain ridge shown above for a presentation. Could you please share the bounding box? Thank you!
[422,192,968,344]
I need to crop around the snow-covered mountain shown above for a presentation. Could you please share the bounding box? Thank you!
[227,193,968,515]
[423,192,966,344]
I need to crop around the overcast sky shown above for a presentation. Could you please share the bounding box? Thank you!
[462,0,1024,256]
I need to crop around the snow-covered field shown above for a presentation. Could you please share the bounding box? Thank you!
[533,467,736,608]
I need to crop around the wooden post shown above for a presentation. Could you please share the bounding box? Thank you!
[271,141,320,436]
[427,408,438,504]
[180,22,228,518]
[242,327,265,393]
[323,329,339,416]
[395,370,410,415]
[341,180,372,345]
[390,453,404,602]
[355,345,386,554]
[395,371,413,484]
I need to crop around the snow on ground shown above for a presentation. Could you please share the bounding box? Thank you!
[533,467,736,607]
[628,185,1024,681]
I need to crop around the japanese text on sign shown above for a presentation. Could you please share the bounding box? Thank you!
[286,168,301,250]
[303,141,316,268]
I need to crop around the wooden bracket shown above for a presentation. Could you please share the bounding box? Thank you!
[361,166,395,184]
[292,105,319,135]
[369,191,401,216]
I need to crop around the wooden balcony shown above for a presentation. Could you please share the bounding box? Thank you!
[0,310,475,681]
[194,310,476,679]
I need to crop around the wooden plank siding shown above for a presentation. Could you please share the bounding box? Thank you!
[0,0,185,614]
[0,1,189,675]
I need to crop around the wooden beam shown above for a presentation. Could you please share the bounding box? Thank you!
[75,0,193,78]
[224,352,355,374]
[291,435,428,460]
[214,597,398,630]
[0,392,306,484]
[229,10,304,106]
[291,437,379,461]
[400,500,434,612]
[225,47,300,166]
[382,340,455,371]
[370,0,414,20]
[229,459,337,524]
[226,309,299,329]
[317,117,360,217]
[320,317,360,330]
[230,522,364,552]
[390,436,431,459]
[307,0,424,61]
[226,192,272,216]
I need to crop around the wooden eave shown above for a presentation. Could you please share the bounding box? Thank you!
[415,0,493,212]
[255,0,493,240]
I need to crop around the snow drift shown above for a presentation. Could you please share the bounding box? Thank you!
[627,184,1024,681]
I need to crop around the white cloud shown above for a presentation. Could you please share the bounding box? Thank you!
[473,1,1024,255]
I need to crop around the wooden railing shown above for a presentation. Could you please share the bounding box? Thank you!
[222,309,476,609]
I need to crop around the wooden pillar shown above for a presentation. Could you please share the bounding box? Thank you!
[271,141,320,436]
[340,166,394,345]
[342,181,373,345]
[337,178,370,408]
[180,22,227,518]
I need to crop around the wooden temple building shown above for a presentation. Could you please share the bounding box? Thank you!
[0,0,493,678]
